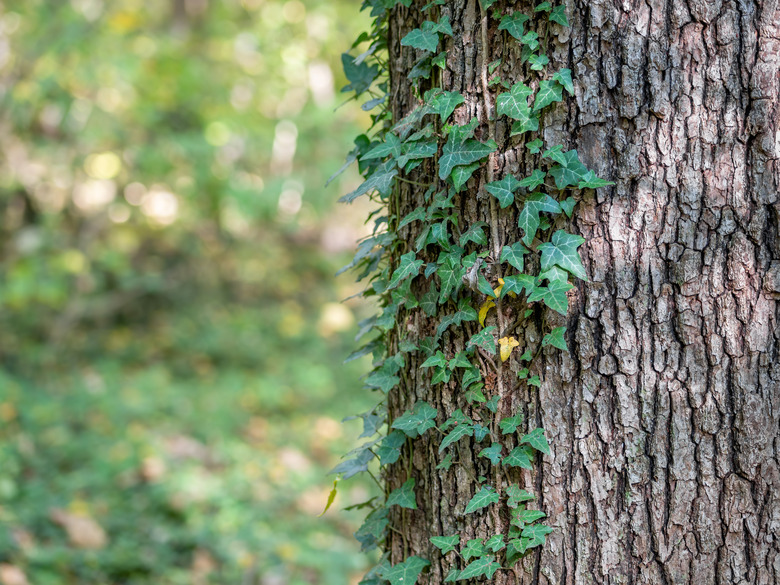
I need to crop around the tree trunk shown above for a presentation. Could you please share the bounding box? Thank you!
[384,1,780,584]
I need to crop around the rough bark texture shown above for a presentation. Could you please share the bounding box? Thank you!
[385,1,780,584]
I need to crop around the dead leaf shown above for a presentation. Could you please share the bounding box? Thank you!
[498,336,520,362]
[50,509,108,550]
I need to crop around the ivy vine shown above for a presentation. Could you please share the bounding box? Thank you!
[326,1,613,583]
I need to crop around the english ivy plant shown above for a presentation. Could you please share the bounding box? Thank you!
[327,1,614,583]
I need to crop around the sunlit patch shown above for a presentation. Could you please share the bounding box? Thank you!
[308,61,334,106]
[84,151,121,180]
[317,302,354,337]
[278,180,303,216]
[73,179,116,212]
[124,182,146,205]
[140,188,179,225]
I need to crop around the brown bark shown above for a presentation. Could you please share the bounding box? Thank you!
[384,1,780,584]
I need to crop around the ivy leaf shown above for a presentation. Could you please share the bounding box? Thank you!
[437,256,464,303]
[401,24,439,53]
[519,31,540,50]
[421,350,447,368]
[477,273,495,298]
[548,149,589,189]
[376,430,406,465]
[500,274,537,298]
[450,162,480,191]
[330,448,374,478]
[436,453,454,470]
[553,68,574,95]
[361,133,402,161]
[448,351,472,369]
[542,326,568,351]
[386,478,417,509]
[517,169,546,191]
[399,206,427,229]
[486,175,523,208]
[515,508,547,524]
[354,507,388,552]
[432,50,448,68]
[397,139,438,167]
[497,11,530,40]
[430,90,465,122]
[517,193,562,246]
[460,538,486,561]
[472,423,490,442]
[365,369,400,393]
[499,413,524,435]
[436,298,477,337]
[560,196,577,217]
[533,79,564,112]
[535,1,552,11]
[464,485,499,514]
[506,485,535,508]
[485,534,506,552]
[479,443,502,465]
[521,524,554,548]
[388,252,423,289]
[503,446,533,469]
[379,556,430,585]
[341,53,379,95]
[340,161,398,203]
[496,82,533,121]
[521,427,551,454]
[500,242,529,272]
[457,556,500,580]
[526,138,544,153]
[465,384,486,404]
[537,230,587,280]
[430,535,460,554]
[527,375,541,388]
[467,326,497,355]
[439,422,474,452]
[441,408,471,430]
[528,53,549,71]
[392,402,438,438]
[459,222,488,246]
[527,279,574,315]
[578,169,615,189]
[549,5,569,26]
[439,136,497,180]
[498,336,520,362]
[510,111,540,136]
[485,395,499,413]
[444,568,460,582]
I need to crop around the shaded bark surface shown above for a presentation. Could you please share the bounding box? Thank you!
[384,1,780,584]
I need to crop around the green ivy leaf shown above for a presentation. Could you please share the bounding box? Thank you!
[578,169,615,189]
[464,485,499,514]
[379,556,430,585]
[460,538,486,561]
[376,430,406,465]
[436,453,454,470]
[521,524,554,548]
[527,375,541,387]
[430,535,460,554]
[485,395,499,413]
[499,413,524,435]
[485,534,506,552]
[330,448,374,479]
[542,326,568,351]
[386,478,417,509]
[401,23,439,53]
[528,53,549,71]
[500,242,529,272]
[496,82,534,120]
[479,443,502,465]
[510,111,540,136]
[459,222,488,247]
[446,117,480,143]
[486,175,523,208]
[553,68,574,95]
[388,252,423,289]
[548,149,589,189]
[560,196,577,217]
[443,568,460,582]
[341,53,379,95]
[436,298,477,337]
[461,366,482,387]
[549,5,569,26]
[430,90,465,122]
[521,427,551,454]
[472,423,490,442]
[340,160,398,203]
[354,507,388,552]
[517,169,546,190]
[500,274,537,298]
[477,273,496,298]
[533,79,564,111]
[506,485,535,508]
[526,138,544,153]
[515,508,547,524]
[399,206,427,229]
[397,139,438,167]
[457,556,500,580]
[537,230,587,280]
[503,445,533,469]
[421,350,447,368]
[497,12,530,40]
[467,327,497,355]
[517,193,562,246]
[439,422,474,452]
[392,402,438,438]
[441,408,471,430]
[450,162,480,191]
[439,136,497,180]
[527,279,573,315]
[365,369,400,393]
[535,1,552,11]
[361,133,402,161]
[448,351,472,369]
[465,384,486,404]
[432,51,447,68]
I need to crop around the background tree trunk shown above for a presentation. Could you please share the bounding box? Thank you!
[384,1,780,583]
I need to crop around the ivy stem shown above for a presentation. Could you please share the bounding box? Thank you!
[396,176,433,188]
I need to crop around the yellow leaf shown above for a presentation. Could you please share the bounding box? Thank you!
[478,300,495,327]
[318,480,338,517]
[498,336,520,362]
[493,278,505,297]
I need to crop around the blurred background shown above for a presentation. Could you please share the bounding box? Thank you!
[0,1,380,584]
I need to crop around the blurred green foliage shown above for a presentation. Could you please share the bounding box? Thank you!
[0,0,379,583]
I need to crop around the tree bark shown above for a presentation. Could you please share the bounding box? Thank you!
[384,1,780,584]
